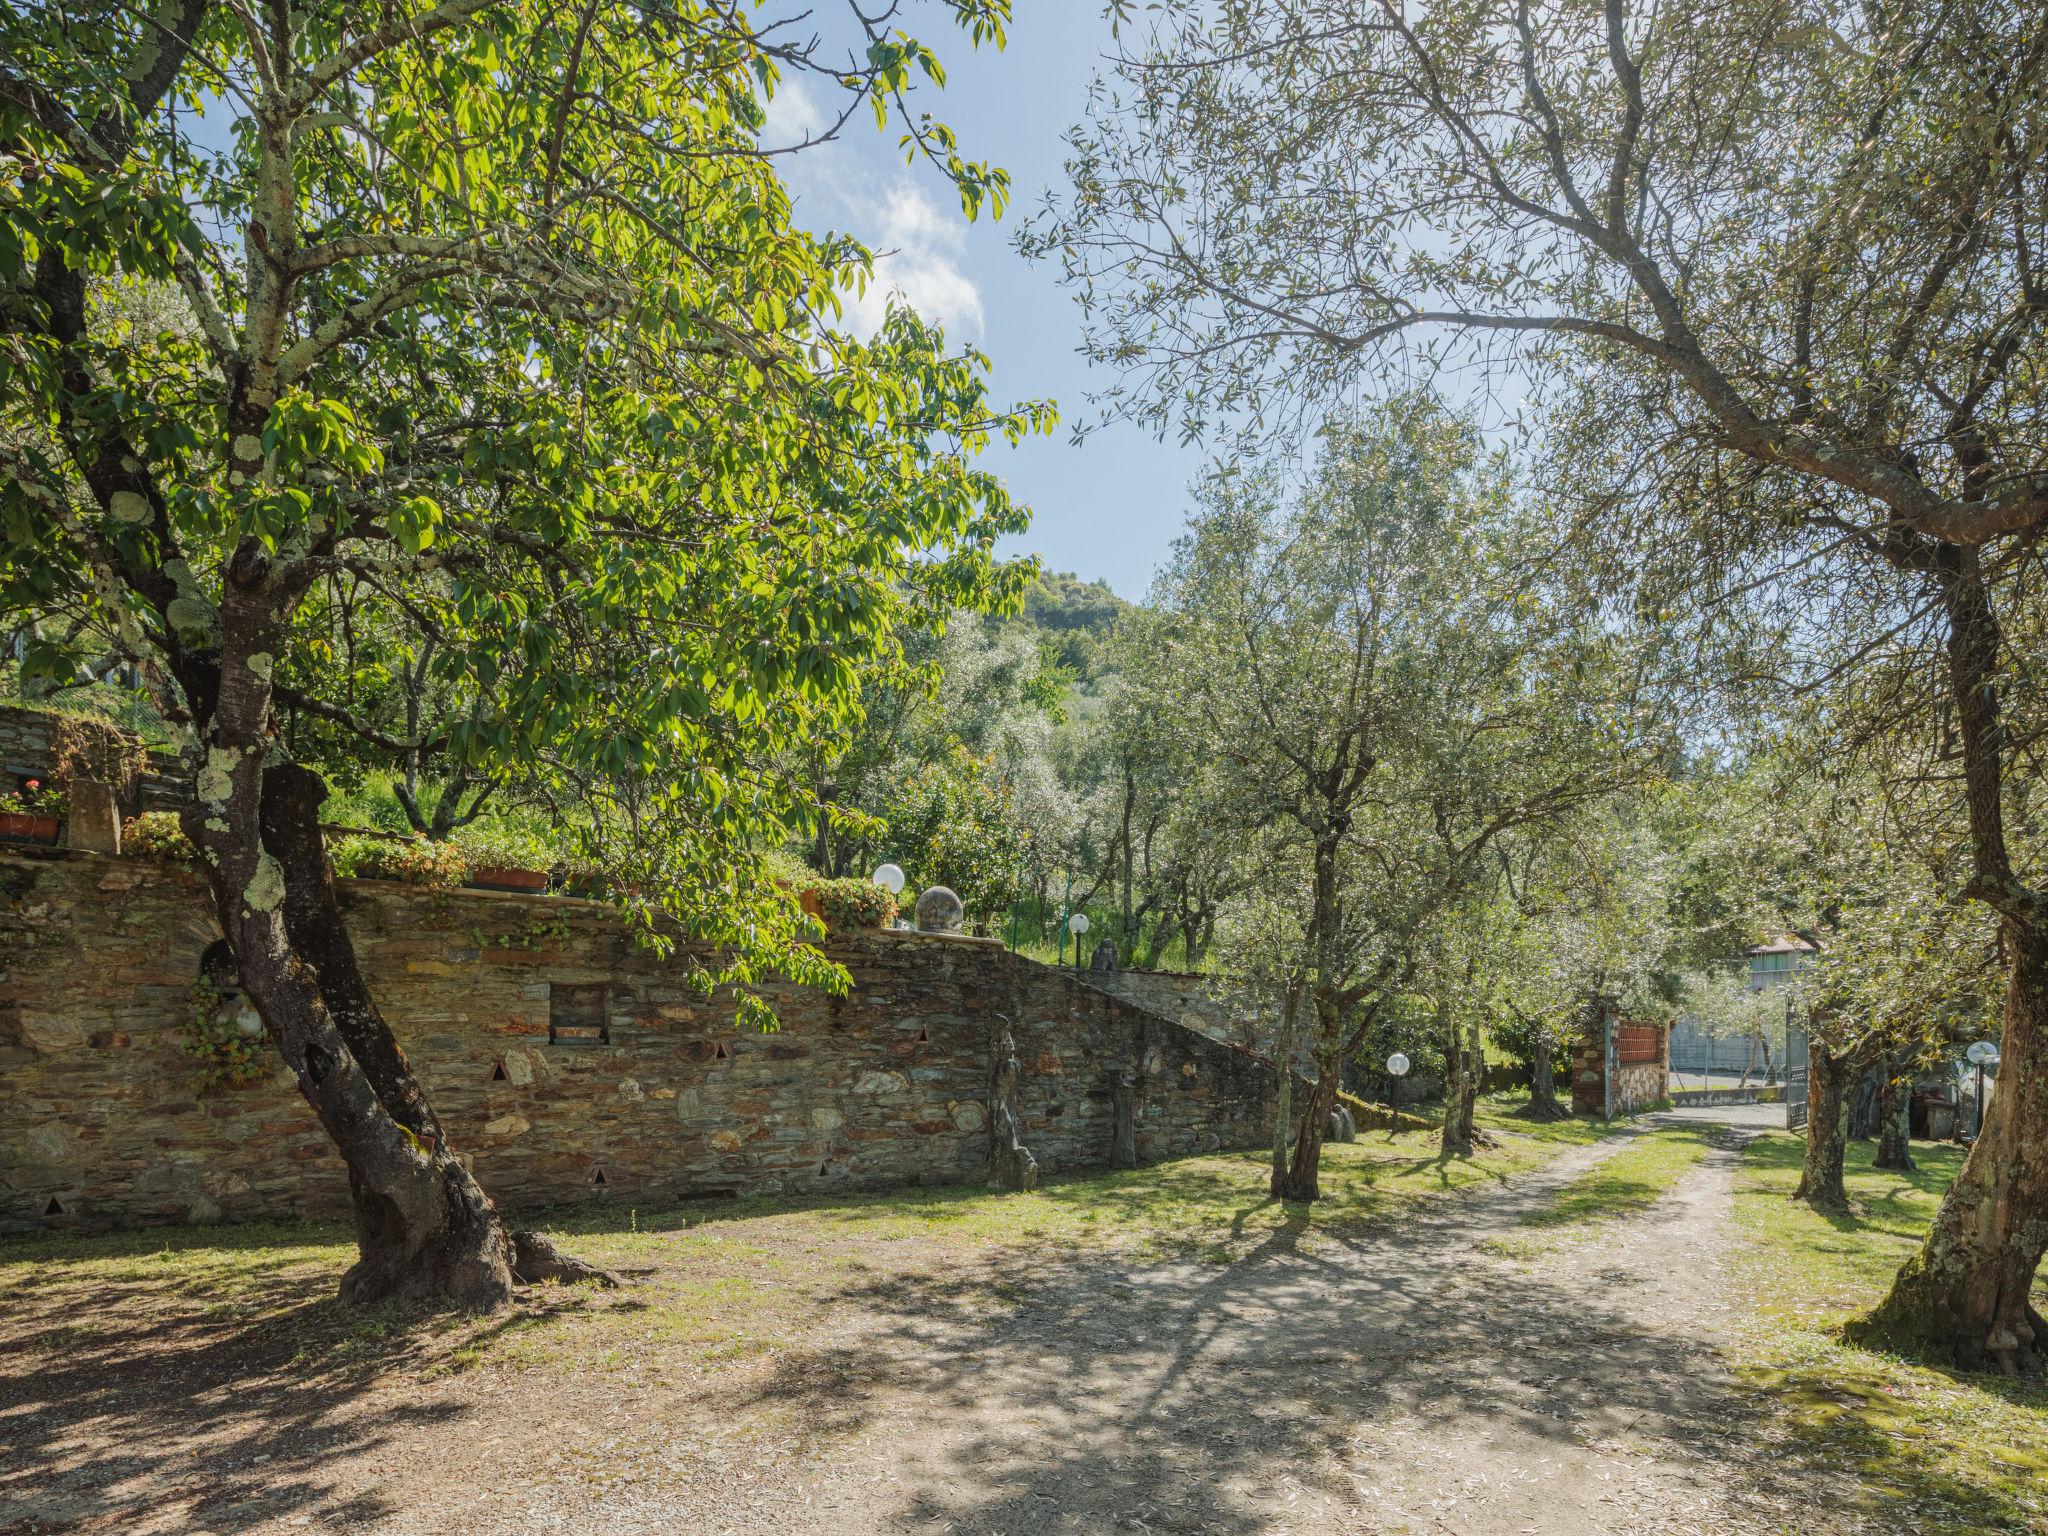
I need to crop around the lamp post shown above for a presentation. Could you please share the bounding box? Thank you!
[1067,910,1091,972]
[1966,1040,2000,1139]
[1385,1051,1410,1141]
[870,862,905,928]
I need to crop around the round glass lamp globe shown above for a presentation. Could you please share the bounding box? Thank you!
[1386,1052,1411,1077]
[1067,911,1091,935]
[870,863,906,895]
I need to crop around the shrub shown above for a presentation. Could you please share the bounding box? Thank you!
[122,810,197,864]
[179,976,269,1092]
[453,819,557,871]
[331,834,470,889]
[759,853,898,930]
[813,877,897,931]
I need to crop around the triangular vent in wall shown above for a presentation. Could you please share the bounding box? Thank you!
[714,1041,730,1061]
[42,1196,65,1217]
[591,1168,608,1187]
[490,1061,509,1082]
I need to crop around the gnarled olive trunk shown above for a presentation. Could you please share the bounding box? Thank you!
[1873,1056,1915,1173]
[1847,554,2048,1373]
[1517,1031,1570,1122]
[1441,1017,1486,1154]
[1793,1039,1855,1209]
[1276,992,1335,1202]
[1850,925,2048,1373]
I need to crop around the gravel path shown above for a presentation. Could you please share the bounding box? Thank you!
[8,1106,1854,1536]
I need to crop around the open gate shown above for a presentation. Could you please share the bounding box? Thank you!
[1785,1021,1810,1131]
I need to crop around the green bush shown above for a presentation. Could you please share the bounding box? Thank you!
[331,834,470,889]
[122,810,197,864]
[453,819,557,871]
[813,876,897,931]
[760,853,898,930]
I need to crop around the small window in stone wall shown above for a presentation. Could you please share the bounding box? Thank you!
[548,983,610,1047]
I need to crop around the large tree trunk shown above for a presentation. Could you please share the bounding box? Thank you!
[1848,554,2048,1372]
[1517,1031,1570,1122]
[1793,1038,1856,1209]
[1275,986,1336,1201]
[1874,1053,1916,1173]
[187,594,608,1307]
[1277,1064,1334,1202]
[248,764,520,1303]
[1442,1017,1487,1154]
[1850,926,2048,1373]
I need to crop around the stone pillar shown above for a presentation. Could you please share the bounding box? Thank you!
[1111,1069,1138,1168]
[63,779,121,854]
[985,1020,1039,1193]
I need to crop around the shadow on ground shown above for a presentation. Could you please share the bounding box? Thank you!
[2,1124,2036,1535]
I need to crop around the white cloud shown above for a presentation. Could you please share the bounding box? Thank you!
[759,76,826,147]
[841,180,985,341]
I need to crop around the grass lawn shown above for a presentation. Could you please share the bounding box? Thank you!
[1473,1118,1718,1264]
[0,1095,1616,1385]
[1730,1131,2048,1536]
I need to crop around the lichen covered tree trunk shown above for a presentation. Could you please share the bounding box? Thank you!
[1874,1054,1916,1173]
[188,602,607,1306]
[1276,994,1336,1201]
[1850,925,2048,1373]
[244,762,517,1303]
[1518,1031,1570,1122]
[1442,1017,1487,1154]
[1793,1039,1854,1209]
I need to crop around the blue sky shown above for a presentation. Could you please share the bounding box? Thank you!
[764,0,1208,601]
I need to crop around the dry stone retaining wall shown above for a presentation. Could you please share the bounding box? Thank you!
[0,849,1277,1232]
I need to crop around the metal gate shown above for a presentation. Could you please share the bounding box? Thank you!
[1785,1021,1810,1131]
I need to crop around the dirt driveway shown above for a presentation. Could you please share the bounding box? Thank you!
[3,1111,1854,1536]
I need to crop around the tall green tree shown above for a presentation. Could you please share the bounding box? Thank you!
[1,0,1043,1306]
[1143,401,1659,1195]
[1032,0,2048,1372]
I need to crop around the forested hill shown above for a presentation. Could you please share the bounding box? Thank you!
[1016,570,1134,686]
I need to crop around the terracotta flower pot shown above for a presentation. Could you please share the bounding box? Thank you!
[469,864,551,893]
[0,812,60,846]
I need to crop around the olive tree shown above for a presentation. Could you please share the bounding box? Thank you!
[1141,401,1657,1196]
[1,0,1042,1306]
[1031,0,2048,1371]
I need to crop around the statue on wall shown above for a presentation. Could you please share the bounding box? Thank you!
[985,1016,1039,1192]
[1089,939,1119,973]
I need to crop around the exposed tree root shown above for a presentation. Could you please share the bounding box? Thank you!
[509,1230,622,1289]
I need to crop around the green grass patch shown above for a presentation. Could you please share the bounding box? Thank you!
[1729,1131,2048,1535]
[1518,1124,1715,1230]
[0,1101,1622,1384]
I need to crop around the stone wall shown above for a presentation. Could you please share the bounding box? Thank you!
[1080,969,1273,1052]
[0,704,180,817]
[0,849,1279,1232]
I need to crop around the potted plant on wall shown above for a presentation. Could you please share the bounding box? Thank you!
[455,822,555,894]
[0,779,66,846]
[330,833,471,889]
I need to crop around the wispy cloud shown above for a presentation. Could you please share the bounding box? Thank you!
[841,179,985,341]
[759,75,826,147]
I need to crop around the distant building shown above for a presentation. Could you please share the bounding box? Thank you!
[1744,936,1818,992]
